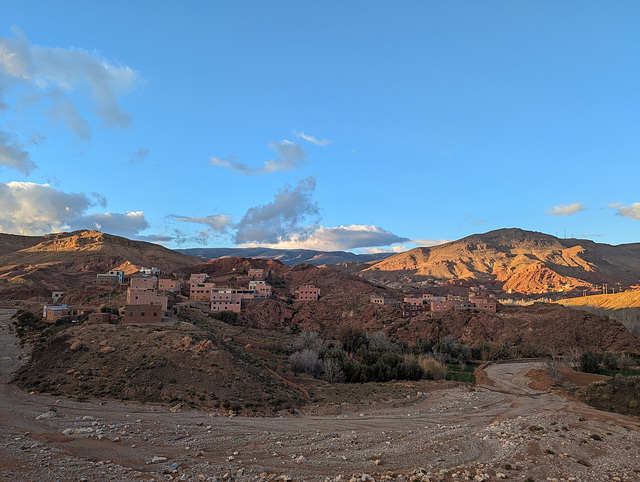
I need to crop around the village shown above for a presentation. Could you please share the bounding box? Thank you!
[41,262,497,326]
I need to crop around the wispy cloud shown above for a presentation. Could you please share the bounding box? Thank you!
[293,129,331,146]
[578,233,605,238]
[547,202,586,216]
[0,130,36,174]
[605,202,623,210]
[170,214,233,234]
[0,181,148,236]
[409,238,451,247]
[0,27,139,173]
[127,147,150,165]
[463,213,485,225]
[209,140,306,176]
[616,203,640,220]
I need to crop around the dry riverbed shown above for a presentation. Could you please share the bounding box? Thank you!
[1,308,639,481]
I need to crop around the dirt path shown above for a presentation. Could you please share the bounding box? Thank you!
[1,308,640,481]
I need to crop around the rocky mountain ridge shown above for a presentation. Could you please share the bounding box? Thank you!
[358,228,640,295]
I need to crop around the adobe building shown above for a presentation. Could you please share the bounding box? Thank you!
[403,297,424,306]
[87,312,112,324]
[158,278,182,293]
[249,281,272,299]
[123,304,162,324]
[430,301,456,312]
[190,273,208,284]
[130,276,157,290]
[401,303,429,318]
[210,289,242,313]
[126,288,168,311]
[370,294,397,305]
[296,285,319,301]
[191,282,216,301]
[248,268,266,281]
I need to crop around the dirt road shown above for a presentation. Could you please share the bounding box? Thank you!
[1,308,639,481]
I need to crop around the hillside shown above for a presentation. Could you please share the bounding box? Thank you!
[360,228,640,295]
[177,246,392,266]
[0,230,202,298]
[556,290,640,310]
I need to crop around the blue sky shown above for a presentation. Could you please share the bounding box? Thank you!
[1,1,639,252]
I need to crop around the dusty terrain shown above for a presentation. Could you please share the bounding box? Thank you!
[1,309,640,481]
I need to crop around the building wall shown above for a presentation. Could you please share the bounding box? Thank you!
[158,279,182,292]
[430,301,456,312]
[190,282,216,301]
[127,288,168,311]
[130,276,157,290]
[123,304,162,324]
[107,270,125,283]
[403,297,424,306]
[190,273,207,283]
[248,269,265,280]
[296,285,319,300]
[87,313,112,324]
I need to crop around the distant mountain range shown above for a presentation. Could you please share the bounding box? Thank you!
[353,228,640,295]
[1,228,640,298]
[175,247,393,267]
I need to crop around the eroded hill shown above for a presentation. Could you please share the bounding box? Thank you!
[359,228,640,295]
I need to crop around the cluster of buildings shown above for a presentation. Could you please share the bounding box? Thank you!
[371,290,497,318]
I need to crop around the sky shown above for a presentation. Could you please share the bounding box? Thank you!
[0,1,639,253]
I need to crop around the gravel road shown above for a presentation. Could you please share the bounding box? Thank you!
[1,308,639,481]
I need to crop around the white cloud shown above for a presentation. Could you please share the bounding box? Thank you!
[547,202,586,216]
[0,27,139,173]
[408,238,451,247]
[605,202,623,209]
[361,245,410,254]
[239,224,408,251]
[0,181,148,236]
[293,129,331,146]
[171,214,233,233]
[616,203,640,221]
[209,140,306,175]
[235,176,320,243]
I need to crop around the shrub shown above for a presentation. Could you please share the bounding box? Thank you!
[295,330,324,352]
[579,351,600,373]
[419,356,447,380]
[337,324,364,353]
[289,349,323,377]
[602,351,619,370]
[323,358,345,384]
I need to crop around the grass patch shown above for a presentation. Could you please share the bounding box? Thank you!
[445,363,478,383]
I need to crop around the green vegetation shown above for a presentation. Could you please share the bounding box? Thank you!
[446,363,477,383]
[581,375,640,417]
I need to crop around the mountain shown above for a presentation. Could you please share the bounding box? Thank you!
[359,228,640,295]
[175,246,392,266]
[0,230,203,297]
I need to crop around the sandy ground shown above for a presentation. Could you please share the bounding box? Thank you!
[1,308,640,481]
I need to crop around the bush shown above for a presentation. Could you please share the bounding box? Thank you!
[295,330,324,352]
[337,324,364,353]
[602,351,619,370]
[323,358,345,384]
[580,351,600,373]
[289,349,323,377]
[419,356,448,380]
[433,336,471,365]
